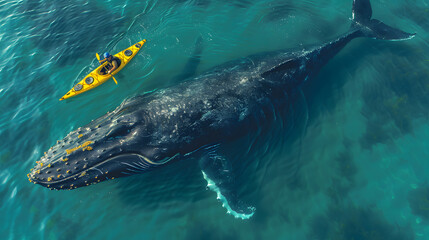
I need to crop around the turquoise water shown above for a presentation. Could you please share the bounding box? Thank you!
[1,0,429,239]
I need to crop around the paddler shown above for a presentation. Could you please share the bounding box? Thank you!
[100,52,121,75]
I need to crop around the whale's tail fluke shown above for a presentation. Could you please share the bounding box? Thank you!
[352,0,415,41]
[262,0,415,89]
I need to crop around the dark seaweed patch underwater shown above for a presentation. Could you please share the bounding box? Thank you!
[1,0,429,239]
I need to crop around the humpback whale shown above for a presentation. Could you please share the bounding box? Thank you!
[28,0,415,219]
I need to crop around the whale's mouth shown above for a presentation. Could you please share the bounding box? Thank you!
[28,152,158,190]
[28,147,178,190]
[27,96,160,190]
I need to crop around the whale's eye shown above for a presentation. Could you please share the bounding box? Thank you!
[106,125,130,140]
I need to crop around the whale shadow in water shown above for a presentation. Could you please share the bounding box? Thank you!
[21,0,126,65]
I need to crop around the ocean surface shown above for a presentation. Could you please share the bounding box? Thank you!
[1,0,429,239]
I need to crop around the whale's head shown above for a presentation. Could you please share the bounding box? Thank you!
[28,97,175,190]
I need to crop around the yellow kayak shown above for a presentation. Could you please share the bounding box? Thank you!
[60,39,147,101]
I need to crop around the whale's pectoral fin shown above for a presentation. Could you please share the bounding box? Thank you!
[174,36,204,81]
[199,149,255,219]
